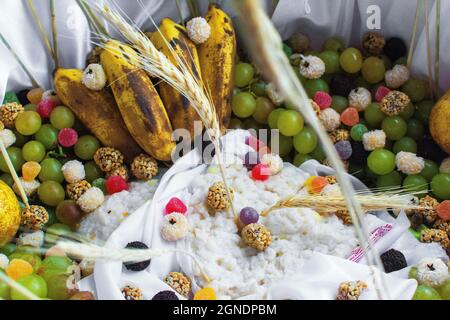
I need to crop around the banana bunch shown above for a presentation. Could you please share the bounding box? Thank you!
[54,5,236,162]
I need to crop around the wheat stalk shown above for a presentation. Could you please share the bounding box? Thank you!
[234,0,389,300]
[434,0,441,96]
[424,0,435,100]
[406,0,420,70]
[26,0,54,59]
[50,0,59,69]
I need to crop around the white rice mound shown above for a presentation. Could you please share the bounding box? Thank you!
[78,180,158,243]
[186,162,358,299]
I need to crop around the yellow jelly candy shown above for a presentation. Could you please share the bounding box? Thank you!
[193,287,217,300]
[5,259,34,280]
[26,88,44,105]
[22,162,41,182]
[303,176,316,193]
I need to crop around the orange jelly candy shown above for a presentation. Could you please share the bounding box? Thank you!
[194,287,217,300]
[340,107,360,126]
[22,161,41,182]
[26,88,44,105]
[310,176,328,194]
[5,259,34,280]
[436,200,450,221]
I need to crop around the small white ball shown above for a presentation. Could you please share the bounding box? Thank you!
[76,187,105,213]
[261,153,284,175]
[186,17,211,45]
[0,253,9,269]
[265,83,284,106]
[13,178,40,197]
[16,230,45,248]
[161,212,189,242]
[395,151,425,175]
[82,64,107,91]
[416,258,448,287]
[299,55,326,79]
[0,129,16,148]
[439,157,450,174]
[348,87,372,111]
[385,64,410,89]
[62,160,86,184]
[319,108,341,132]
[362,130,386,151]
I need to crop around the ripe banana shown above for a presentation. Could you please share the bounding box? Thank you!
[198,4,237,133]
[100,40,175,162]
[54,68,143,162]
[150,18,203,139]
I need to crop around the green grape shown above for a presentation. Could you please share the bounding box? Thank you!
[46,207,58,226]
[350,124,368,141]
[293,126,317,154]
[304,79,329,98]
[394,56,407,66]
[339,48,363,74]
[0,270,10,299]
[310,144,326,162]
[415,100,434,125]
[35,124,58,150]
[399,102,415,120]
[232,87,241,96]
[0,147,24,172]
[438,281,450,300]
[38,181,65,206]
[39,158,64,183]
[234,63,254,88]
[47,273,72,300]
[331,96,348,114]
[0,243,16,256]
[268,108,285,129]
[348,163,365,180]
[44,224,73,247]
[321,74,333,84]
[420,160,439,182]
[232,92,256,118]
[50,106,75,129]
[243,118,264,130]
[376,171,402,189]
[304,50,320,57]
[74,135,100,161]
[318,50,340,74]
[382,116,407,140]
[392,137,417,154]
[367,149,395,175]
[406,118,424,140]
[24,104,37,112]
[276,134,293,157]
[401,78,429,102]
[361,57,385,84]
[323,37,345,53]
[364,103,386,128]
[380,55,392,70]
[84,161,103,183]
[293,153,312,167]
[403,175,428,197]
[251,81,266,96]
[92,178,106,194]
[229,118,244,129]
[252,97,275,124]
[408,267,418,279]
[431,173,450,200]
[354,76,370,88]
[12,245,40,256]
[8,253,41,273]
[22,141,46,162]
[413,285,442,300]
[14,111,41,136]
[11,275,47,300]
[12,130,29,147]
[0,173,14,187]
[277,110,304,136]
[283,43,293,56]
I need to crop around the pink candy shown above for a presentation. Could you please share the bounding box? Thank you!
[58,128,78,147]
[313,91,332,110]
[37,99,57,119]
[165,197,187,215]
[375,86,391,102]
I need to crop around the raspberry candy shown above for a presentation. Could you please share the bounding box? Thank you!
[37,99,57,118]
[313,91,332,110]
[105,176,129,195]
[58,128,78,147]
[251,163,270,181]
[165,197,187,215]
[375,86,391,102]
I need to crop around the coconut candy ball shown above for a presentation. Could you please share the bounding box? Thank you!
[395,151,425,175]
[299,55,326,79]
[186,17,211,45]
[416,258,449,287]
[82,64,107,91]
[161,213,189,242]
[62,160,86,184]
[76,187,105,213]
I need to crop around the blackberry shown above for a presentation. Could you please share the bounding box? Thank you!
[417,136,447,163]
[123,241,151,271]
[380,248,407,273]
[151,290,179,300]
[329,74,355,96]
[383,37,407,62]
[16,89,31,105]
[349,141,368,166]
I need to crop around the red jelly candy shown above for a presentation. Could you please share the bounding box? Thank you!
[340,107,360,126]
[165,197,187,215]
[251,163,270,181]
[58,128,78,147]
[37,99,57,118]
[106,176,129,195]
[313,91,332,110]
[375,86,391,102]
[245,135,265,151]
[436,200,450,221]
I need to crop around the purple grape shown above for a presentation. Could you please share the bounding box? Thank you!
[244,151,260,170]
[335,140,352,160]
[239,207,259,225]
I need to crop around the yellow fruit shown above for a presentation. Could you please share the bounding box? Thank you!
[22,162,41,182]
[430,90,450,154]
[198,5,237,133]
[5,259,34,280]
[150,18,203,139]
[0,180,21,246]
[54,68,143,162]
[101,40,175,162]
[194,287,217,300]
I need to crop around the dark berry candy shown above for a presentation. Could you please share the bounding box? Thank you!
[17,89,31,105]
[383,37,407,62]
[244,151,260,170]
[123,241,151,271]
[239,207,259,225]
[329,74,355,97]
[417,136,447,163]
[410,212,424,230]
[380,248,407,273]
[349,141,368,166]
[152,290,179,300]
[335,140,352,160]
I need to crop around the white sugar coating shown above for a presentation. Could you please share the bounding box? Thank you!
[161,212,189,242]
[0,129,16,148]
[348,87,372,111]
[82,64,107,91]
[265,83,284,106]
[261,153,284,175]
[77,187,105,213]
[395,151,424,175]
[186,17,211,45]
[299,55,325,79]
[385,65,410,89]
[186,163,358,299]
[0,254,9,269]
[13,178,40,197]
[78,181,158,243]
[439,157,450,174]
[319,108,341,132]
[362,130,386,151]
[62,160,85,184]
[416,258,448,287]
[17,230,45,248]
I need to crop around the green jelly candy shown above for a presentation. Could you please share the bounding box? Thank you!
[2,92,20,104]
